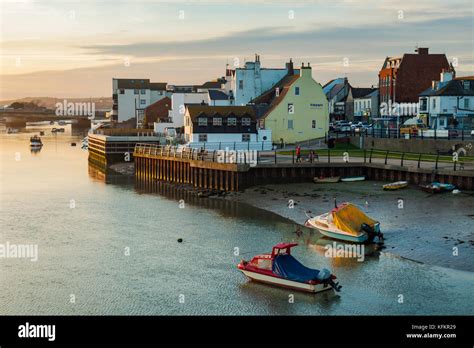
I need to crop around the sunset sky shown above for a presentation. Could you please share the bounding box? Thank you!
[1,0,473,99]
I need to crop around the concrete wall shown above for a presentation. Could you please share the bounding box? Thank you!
[350,136,473,155]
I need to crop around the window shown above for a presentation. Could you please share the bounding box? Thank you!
[463,81,470,90]
[140,100,146,105]
[242,134,251,142]
[288,103,294,114]
[227,117,237,126]
[134,89,139,95]
[198,117,207,126]
[312,120,316,129]
[213,117,222,126]
[432,98,436,109]
[420,98,428,112]
[288,120,294,129]
[239,80,244,89]
[140,89,146,95]
[464,98,470,109]
[295,87,300,95]
[198,134,207,142]
[242,117,251,126]
[119,89,125,94]
[185,117,190,127]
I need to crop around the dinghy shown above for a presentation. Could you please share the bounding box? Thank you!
[420,182,455,193]
[341,176,365,182]
[237,243,341,293]
[313,176,340,183]
[305,203,383,243]
[30,135,43,147]
[383,181,408,190]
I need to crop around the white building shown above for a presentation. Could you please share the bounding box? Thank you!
[419,72,474,130]
[353,89,379,121]
[224,55,299,106]
[111,78,169,123]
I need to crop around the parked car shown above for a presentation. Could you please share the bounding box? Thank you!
[336,122,351,133]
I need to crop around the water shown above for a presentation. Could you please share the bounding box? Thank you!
[1,134,473,315]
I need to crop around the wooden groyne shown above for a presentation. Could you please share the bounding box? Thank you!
[134,144,474,191]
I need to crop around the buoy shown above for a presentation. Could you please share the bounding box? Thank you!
[177,238,183,243]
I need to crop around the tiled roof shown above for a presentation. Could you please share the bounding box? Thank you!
[208,90,229,100]
[419,78,474,97]
[187,105,256,121]
[351,87,377,99]
[144,97,171,124]
[149,82,167,91]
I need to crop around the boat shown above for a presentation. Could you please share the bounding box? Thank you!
[313,176,340,183]
[237,243,341,293]
[39,131,45,136]
[7,128,19,134]
[305,203,383,243]
[81,137,88,149]
[341,176,366,182]
[30,135,43,147]
[420,182,456,193]
[383,181,408,190]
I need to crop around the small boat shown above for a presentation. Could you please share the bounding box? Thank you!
[313,176,340,183]
[57,128,65,133]
[7,128,19,134]
[71,142,77,147]
[341,176,366,182]
[383,181,408,190]
[237,243,341,293]
[39,131,45,136]
[305,203,383,243]
[81,137,88,149]
[420,182,456,193]
[30,135,43,147]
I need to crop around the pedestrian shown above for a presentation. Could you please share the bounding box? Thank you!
[309,150,314,163]
[296,145,301,163]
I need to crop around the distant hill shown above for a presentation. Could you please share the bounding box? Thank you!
[0,97,112,110]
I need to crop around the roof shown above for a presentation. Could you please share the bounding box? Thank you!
[197,79,226,90]
[144,97,171,124]
[115,79,167,90]
[249,74,300,119]
[419,78,474,97]
[149,82,167,91]
[208,90,229,100]
[186,105,256,121]
[351,87,377,99]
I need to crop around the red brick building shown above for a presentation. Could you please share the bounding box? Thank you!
[378,48,452,106]
[142,97,171,128]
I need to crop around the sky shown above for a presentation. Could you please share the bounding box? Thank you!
[0,0,473,99]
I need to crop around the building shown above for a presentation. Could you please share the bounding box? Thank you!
[349,88,379,122]
[110,78,169,123]
[142,97,171,128]
[323,78,351,121]
[184,105,272,149]
[419,73,474,130]
[378,48,452,108]
[252,62,329,143]
[208,90,232,106]
[224,55,299,106]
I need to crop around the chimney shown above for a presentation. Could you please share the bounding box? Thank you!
[300,62,312,78]
[416,47,429,55]
[286,58,294,75]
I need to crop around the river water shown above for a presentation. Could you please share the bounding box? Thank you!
[1,132,473,315]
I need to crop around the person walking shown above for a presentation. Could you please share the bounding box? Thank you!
[296,145,301,163]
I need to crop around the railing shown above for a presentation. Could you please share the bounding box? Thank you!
[329,128,474,140]
[134,143,474,172]
[93,128,156,136]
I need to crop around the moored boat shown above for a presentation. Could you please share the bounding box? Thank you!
[313,176,340,183]
[420,182,455,193]
[305,203,383,243]
[237,243,341,293]
[341,176,365,182]
[29,135,43,147]
[383,181,408,190]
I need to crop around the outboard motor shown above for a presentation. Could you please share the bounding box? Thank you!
[361,223,383,243]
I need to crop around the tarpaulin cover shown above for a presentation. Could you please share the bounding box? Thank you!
[332,203,377,236]
[272,254,323,282]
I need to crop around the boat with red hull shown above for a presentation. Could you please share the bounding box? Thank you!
[237,243,341,293]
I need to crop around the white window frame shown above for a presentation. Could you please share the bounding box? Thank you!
[213,117,222,126]
[242,134,251,142]
[241,117,251,126]
[288,119,294,129]
[227,117,237,126]
[198,134,208,142]
[198,117,207,126]
[312,120,316,129]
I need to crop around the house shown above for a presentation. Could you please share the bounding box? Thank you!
[419,73,474,130]
[208,90,232,106]
[323,78,351,121]
[223,55,299,106]
[110,78,169,123]
[252,62,329,144]
[142,97,172,130]
[349,88,379,122]
[184,105,272,150]
[378,47,452,110]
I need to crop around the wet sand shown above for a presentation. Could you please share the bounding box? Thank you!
[224,181,474,272]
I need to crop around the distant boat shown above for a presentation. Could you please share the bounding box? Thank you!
[383,181,408,190]
[39,131,45,136]
[58,121,66,126]
[30,135,43,147]
[305,203,383,243]
[341,176,366,182]
[237,243,341,293]
[81,137,88,149]
[7,128,19,134]
[313,176,340,183]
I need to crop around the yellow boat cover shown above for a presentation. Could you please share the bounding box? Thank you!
[332,203,377,236]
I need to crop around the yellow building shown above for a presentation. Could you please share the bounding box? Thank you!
[253,62,329,144]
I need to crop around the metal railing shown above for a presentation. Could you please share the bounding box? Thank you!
[330,128,474,140]
[134,143,474,171]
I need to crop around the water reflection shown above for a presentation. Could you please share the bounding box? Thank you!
[30,146,42,154]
